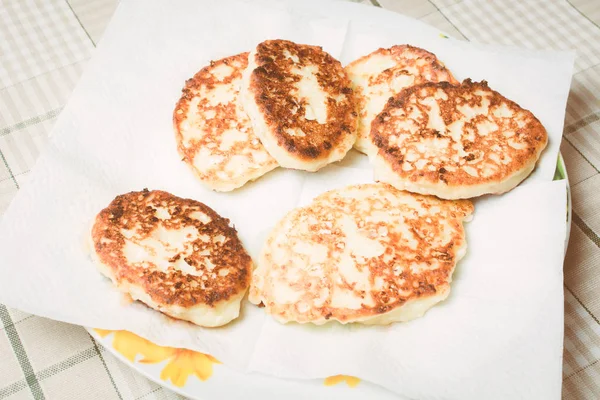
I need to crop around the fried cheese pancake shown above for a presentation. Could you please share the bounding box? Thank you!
[249,183,473,325]
[90,190,252,327]
[345,45,457,155]
[174,53,278,192]
[370,80,548,199]
[241,40,358,171]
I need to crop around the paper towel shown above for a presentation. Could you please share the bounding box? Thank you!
[0,0,572,398]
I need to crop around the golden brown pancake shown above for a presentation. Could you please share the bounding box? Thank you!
[345,45,458,154]
[370,79,548,199]
[249,183,473,325]
[241,39,358,171]
[90,189,252,327]
[174,53,278,192]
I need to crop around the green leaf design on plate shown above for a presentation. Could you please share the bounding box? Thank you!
[553,155,566,181]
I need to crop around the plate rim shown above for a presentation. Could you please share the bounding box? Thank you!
[557,152,572,251]
[87,328,203,399]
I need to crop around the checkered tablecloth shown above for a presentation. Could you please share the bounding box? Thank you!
[0,0,599,399]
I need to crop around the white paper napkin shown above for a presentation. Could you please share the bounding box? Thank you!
[250,174,567,400]
[0,0,572,398]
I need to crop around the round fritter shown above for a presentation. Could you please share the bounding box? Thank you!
[240,39,358,172]
[249,183,473,325]
[90,190,252,327]
[174,53,278,192]
[370,79,548,199]
[345,45,457,155]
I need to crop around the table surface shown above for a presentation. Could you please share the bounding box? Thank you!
[1,0,599,399]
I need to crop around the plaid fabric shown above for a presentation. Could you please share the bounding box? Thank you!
[0,0,598,398]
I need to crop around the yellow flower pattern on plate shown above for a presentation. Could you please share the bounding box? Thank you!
[324,375,361,388]
[94,329,220,387]
[94,329,361,390]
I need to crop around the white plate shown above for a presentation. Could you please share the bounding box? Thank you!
[88,154,571,400]
[86,329,398,399]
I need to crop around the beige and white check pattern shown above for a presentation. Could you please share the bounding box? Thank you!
[0,0,598,398]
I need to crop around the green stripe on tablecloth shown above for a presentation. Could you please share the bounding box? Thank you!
[0,347,99,399]
[565,357,600,380]
[0,305,45,400]
[564,111,600,136]
[0,150,19,189]
[0,107,63,137]
[36,347,99,380]
[565,0,600,30]
[564,136,600,174]
[573,212,600,248]
[0,380,27,399]
[135,387,163,400]
[64,0,97,47]
[426,0,469,40]
[91,336,124,400]
[566,286,600,327]
[0,315,34,332]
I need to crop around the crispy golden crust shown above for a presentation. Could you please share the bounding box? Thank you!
[347,45,457,86]
[250,183,473,324]
[173,53,277,191]
[246,40,358,162]
[370,79,548,197]
[345,45,458,154]
[91,190,252,308]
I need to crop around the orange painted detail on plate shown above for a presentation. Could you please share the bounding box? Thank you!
[324,375,361,388]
